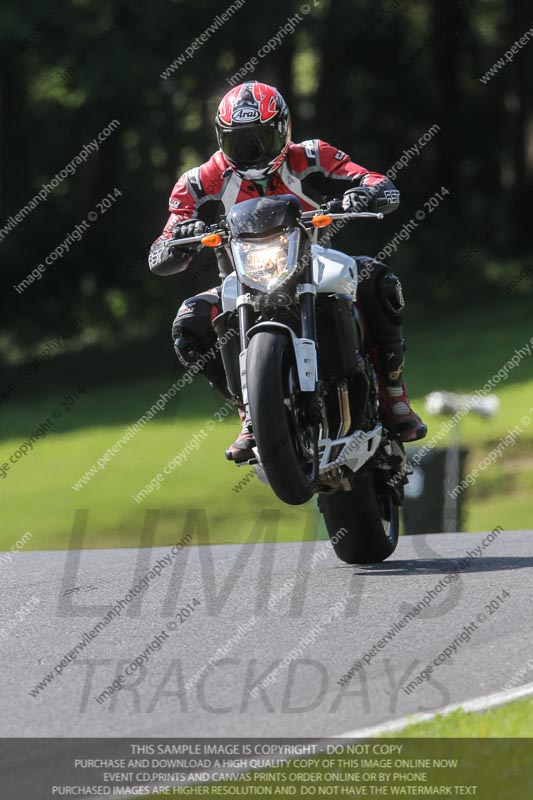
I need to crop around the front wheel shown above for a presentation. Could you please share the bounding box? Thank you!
[247,331,314,506]
[318,468,399,563]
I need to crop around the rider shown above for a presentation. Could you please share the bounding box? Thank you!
[149,81,427,462]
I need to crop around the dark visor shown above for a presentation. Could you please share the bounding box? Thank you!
[219,124,286,169]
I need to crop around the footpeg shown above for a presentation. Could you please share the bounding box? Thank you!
[234,457,258,467]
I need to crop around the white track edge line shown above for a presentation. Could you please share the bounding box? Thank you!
[140,684,533,791]
[334,681,533,738]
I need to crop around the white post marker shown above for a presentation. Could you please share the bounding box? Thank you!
[424,391,500,532]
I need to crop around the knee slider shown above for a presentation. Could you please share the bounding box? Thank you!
[355,259,404,343]
[174,333,202,366]
[382,272,405,311]
[171,296,218,354]
[377,271,404,326]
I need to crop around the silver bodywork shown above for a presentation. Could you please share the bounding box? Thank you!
[311,244,358,299]
[222,244,381,479]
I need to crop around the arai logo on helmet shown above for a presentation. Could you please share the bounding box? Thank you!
[231,107,260,123]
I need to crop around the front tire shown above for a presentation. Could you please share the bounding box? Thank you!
[247,331,314,506]
[318,468,399,563]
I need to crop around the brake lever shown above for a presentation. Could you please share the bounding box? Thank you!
[164,228,228,248]
[163,235,204,247]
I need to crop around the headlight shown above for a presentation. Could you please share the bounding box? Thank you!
[231,229,300,293]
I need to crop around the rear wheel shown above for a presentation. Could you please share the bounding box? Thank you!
[247,331,314,506]
[318,467,399,563]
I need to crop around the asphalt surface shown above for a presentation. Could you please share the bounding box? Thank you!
[1,530,533,737]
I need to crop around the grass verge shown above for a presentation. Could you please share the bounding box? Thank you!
[1,298,531,549]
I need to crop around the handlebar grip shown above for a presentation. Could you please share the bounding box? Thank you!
[325,198,344,214]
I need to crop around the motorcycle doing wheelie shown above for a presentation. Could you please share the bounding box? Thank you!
[167,195,408,564]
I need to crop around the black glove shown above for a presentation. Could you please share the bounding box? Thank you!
[148,220,206,276]
[342,186,379,213]
[172,220,206,240]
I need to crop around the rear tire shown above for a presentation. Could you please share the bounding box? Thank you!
[247,331,314,506]
[318,468,399,563]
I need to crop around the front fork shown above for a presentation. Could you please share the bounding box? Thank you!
[236,266,322,480]
[236,279,255,419]
[296,264,321,483]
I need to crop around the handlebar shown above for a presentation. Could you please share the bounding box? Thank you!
[164,203,383,249]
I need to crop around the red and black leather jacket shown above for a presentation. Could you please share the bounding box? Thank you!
[149,139,399,276]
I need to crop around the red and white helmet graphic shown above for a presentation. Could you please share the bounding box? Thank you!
[215,82,291,180]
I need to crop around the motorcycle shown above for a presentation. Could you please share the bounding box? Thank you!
[167,195,408,564]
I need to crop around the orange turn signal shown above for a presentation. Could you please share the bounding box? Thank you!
[201,233,223,247]
[311,214,333,228]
